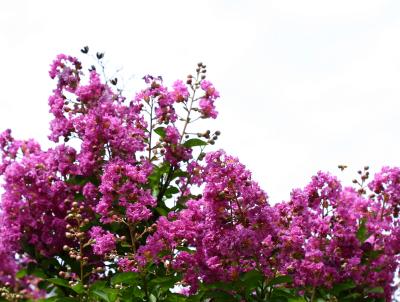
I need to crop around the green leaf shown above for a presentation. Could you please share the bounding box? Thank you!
[269,275,293,286]
[185,292,204,302]
[367,249,384,261]
[47,278,83,294]
[120,285,145,299]
[47,278,70,288]
[91,288,118,302]
[341,292,362,301]
[156,206,169,216]
[90,280,107,291]
[165,186,180,195]
[148,162,171,190]
[30,267,48,279]
[91,289,111,302]
[356,218,370,243]
[164,294,188,302]
[111,272,140,285]
[240,270,263,287]
[366,287,384,294]
[287,298,307,302]
[66,175,89,186]
[202,281,237,292]
[149,275,180,290]
[16,268,27,279]
[154,127,166,138]
[204,290,238,301]
[165,185,180,198]
[269,298,289,302]
[72,282,84,294]
[332,280,356,295]
[172,169,189,179]
[271,288,299,299]
[183,138,207,147]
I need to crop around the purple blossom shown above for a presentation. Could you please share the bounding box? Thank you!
[89,226,116,255]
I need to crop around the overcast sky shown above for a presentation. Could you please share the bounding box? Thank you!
[1,0,400,203]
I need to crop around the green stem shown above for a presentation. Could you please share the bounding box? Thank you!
[142,273,150,301]
[310,286,316,302]
[128,223,137,253]
[156,166,175,204]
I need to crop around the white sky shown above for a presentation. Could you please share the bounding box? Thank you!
[1,0,400,203]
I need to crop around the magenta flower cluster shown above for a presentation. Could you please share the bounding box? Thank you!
[89,226,116,255]
[138,153,400,299]
[0,52,399,301]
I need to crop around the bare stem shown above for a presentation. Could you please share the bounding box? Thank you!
[148,99,154,160]
[128,223,137,253]
[179,71,200,143]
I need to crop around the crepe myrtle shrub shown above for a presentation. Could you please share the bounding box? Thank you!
[0,48,399,302]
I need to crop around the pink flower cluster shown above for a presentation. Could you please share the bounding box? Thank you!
[0,54,220,294]
[139,152,400,299]
[138,150,276,293]
[0,52,399,301]
[163,126,192,166]
[89,226,116,255]
[199,80,219,119]
[96,159,155,224]
[0,131,73,258]
[274,171,399,298]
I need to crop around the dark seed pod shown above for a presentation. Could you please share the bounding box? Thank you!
[80,46,89,54]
